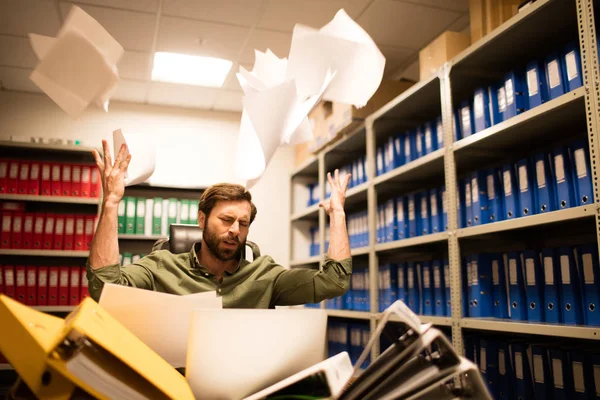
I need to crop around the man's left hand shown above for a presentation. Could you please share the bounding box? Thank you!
[319,169,351,216]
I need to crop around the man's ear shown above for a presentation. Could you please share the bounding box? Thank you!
[198,211,206,229]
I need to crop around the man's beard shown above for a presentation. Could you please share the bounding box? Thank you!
[203,224,244,262]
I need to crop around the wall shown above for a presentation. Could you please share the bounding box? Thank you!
[0,91,292,265]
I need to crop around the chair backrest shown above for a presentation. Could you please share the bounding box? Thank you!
[152,224,261,260]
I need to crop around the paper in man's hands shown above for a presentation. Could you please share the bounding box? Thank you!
[113,129,156,186]
[28,5,124,119]
[286,9,386,108]
[235,49,335,188]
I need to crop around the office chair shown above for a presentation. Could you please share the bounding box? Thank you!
[152,224,261,260]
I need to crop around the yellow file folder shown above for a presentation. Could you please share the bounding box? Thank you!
[0,294,195,400]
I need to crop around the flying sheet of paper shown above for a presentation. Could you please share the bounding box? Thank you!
[98,284,222,368]
[235,50,335,188]
[113,129,156,186]
[286,9,385,108]
[28,5,124,118]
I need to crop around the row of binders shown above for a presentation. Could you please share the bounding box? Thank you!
[325,266,371,311]
[338,301,490,400]
[0,159,101,198]
[454,42,582,140]
[117,196,199,236]
[0,265,89,306]
[463,244,600,326]
[377,186,447,243]
[0,210,97,251]
[465,334,600,400]
[305,157,369,207]
[309,210,370,257]
[120,252,147,266]
[327,321,370,370]
[376,116,443,177]
[459,139,593,227]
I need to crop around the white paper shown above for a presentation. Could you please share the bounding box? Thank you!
[98,283,222,368]
[286,9,385,107]
[113,129,156,186]
[28,5,123,119]
[235,48,335,188]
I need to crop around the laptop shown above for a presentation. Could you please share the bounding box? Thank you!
[185,308,328,400]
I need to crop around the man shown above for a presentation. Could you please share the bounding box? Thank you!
[86,140,352,308]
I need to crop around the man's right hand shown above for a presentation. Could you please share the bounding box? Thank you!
[92,140,131,207]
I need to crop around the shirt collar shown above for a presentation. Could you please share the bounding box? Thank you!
[190,242,244,276]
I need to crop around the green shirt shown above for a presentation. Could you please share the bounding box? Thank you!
[86,242,352,309]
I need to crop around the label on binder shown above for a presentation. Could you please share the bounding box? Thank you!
[430,193,438,216]
[553,359,564,388]
[137,201,145,216]
[471,260,479,285]
[536,160,546,188]
[499,350,506,375]
[492,260,499,285]
[498,87,507,112]
[574,148,587,178]
[527,68,539,96]
[474,92,484,119]
[408,268,414,289]
[24,217,33,233]
[548,60,561,89]
[420,197,427,218]
[573,361,585,393]
[461,107,471,130]
[408,199,415,220]
[377,151,383,171]
[503,170,512,196]
[55,218,64,235]
[404,136,410,157]
[118,201,125,216]
[480,347,487,371]
[437,120,443,145]
[509,259,517,284]
[49,270,58,286]
[81,167,90,182]
[13,216,21,232]
[71,165,80,181]
[65,217,74,234]
[526,258,536,285]
[38,269,47,285]
[423,268,430,288]
[63,165,71,181]
[45,217,54,234]
[555,154,566,183]
[42,164,50,181]
[397,202,404,221]
[583,253,594,284]
[544,257,554,284]
[561,255,571,284]
[566,50,578,81]
[519,165,528,192]
[5,269,13,286]
[9,163,18,179]
[394,137,401,155]
[506,78,515,105]
[16,270,25,286]
[398,271,404,288]
[465,183,472,207]
[487,174,495,200]
[27,269,35,286]
[19,164,29,181]
[515,352,524,379]
[0,162,6,179]
[51,165,60,182]
[471,177,479,203]
[533,355,544,383]
[30,163,39,180]
[425,127,432,149]
[433,266,441,288]
[358,161,364,181]
[60,269,69,286]
[416,132,423,153]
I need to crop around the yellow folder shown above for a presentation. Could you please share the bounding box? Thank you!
[0,294,195,400]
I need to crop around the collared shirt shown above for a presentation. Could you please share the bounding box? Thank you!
[86,242,352,308]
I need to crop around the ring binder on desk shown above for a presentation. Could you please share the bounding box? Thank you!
[340,300,492,400]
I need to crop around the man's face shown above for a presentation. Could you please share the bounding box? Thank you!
[199,200,251,262]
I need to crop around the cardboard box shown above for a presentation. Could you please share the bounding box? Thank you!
[470,0,520,43]
[419,31,471,81]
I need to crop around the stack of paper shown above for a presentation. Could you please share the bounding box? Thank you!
[113,129,157,186]
[28,5,124,119]
[98,284,222,368]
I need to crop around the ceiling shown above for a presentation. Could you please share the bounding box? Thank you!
[0,0,469,112]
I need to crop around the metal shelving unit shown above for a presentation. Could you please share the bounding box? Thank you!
[118,234,165,240]
[0,194,100,205]
[290,203,320,222]
[0,249,90,257]
[289,0,600,361]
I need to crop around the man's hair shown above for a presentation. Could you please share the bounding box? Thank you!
[198,183,257,224]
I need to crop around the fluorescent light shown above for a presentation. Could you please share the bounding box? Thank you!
[151,52,233,87]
